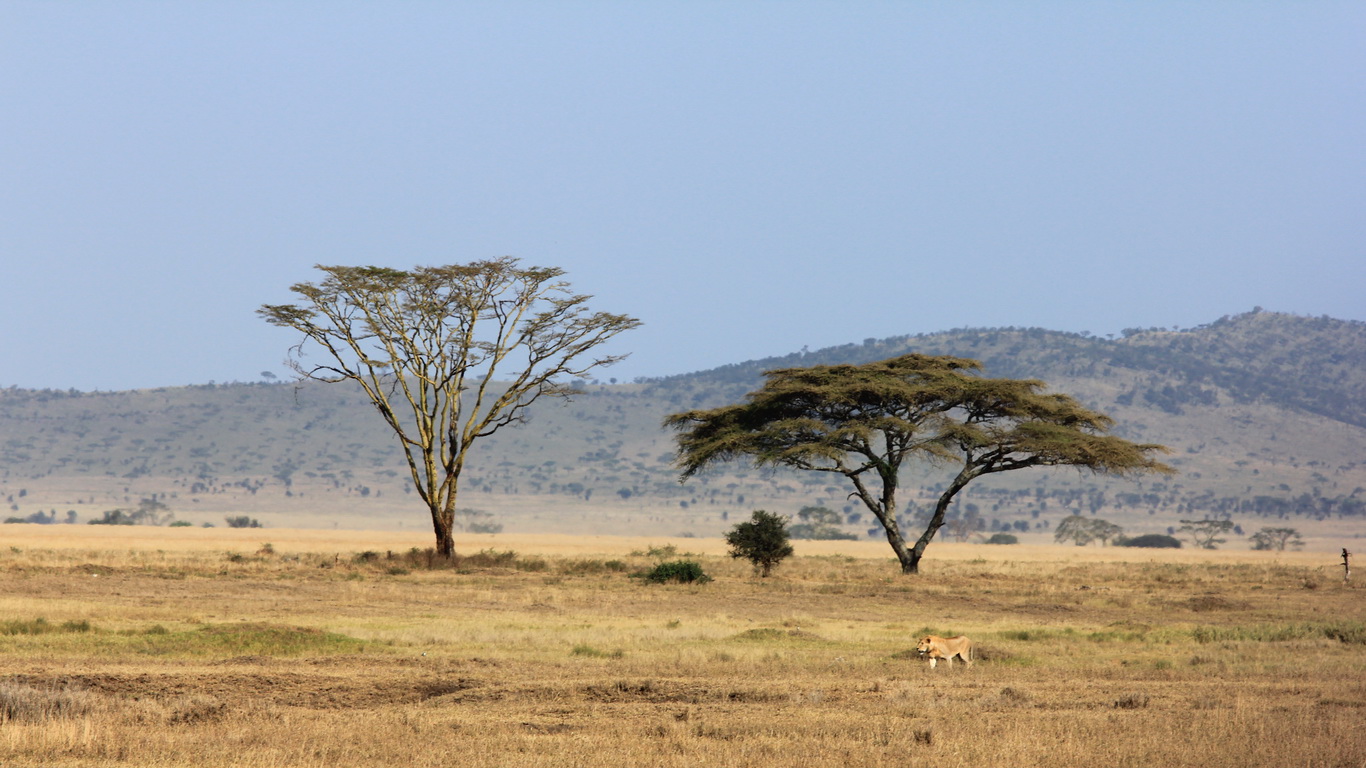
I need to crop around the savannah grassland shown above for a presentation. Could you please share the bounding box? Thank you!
[1,527,1364,768]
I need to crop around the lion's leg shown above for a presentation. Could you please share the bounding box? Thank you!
[927,657,937,669]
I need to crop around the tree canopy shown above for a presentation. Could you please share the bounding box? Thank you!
[259,258,639,557]
[724,510,794,577]
[666,354,1173,573]
[1054,515,1125,546]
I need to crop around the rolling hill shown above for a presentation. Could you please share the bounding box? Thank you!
[2,310,1364,548]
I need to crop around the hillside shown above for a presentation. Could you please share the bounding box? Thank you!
[2,310,1364,547]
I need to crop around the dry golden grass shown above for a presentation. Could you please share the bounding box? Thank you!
[1,526,1363,767]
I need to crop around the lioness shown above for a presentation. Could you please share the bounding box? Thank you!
[916,635,972,669]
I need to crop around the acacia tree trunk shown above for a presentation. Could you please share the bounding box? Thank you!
[879,518,916,574]
[431,505,455,559]
[907,467,977,574]
[853,470,919,574]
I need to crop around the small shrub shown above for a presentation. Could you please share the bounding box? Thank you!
[984,533,1019,545]
[642,560,711,584]
[725,510,794,577]
[1122,534,1182,549]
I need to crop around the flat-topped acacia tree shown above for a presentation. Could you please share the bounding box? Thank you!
[259,258,640,558]
[665,354,1174,574]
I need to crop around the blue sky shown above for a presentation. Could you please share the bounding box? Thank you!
[3,2,1363,391]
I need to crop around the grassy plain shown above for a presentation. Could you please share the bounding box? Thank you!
[1,526,1363,767]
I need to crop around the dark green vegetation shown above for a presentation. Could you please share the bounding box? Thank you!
[725,510,794,577]
[640,560,711,584]
[2,310,1364,543]
[1121,534,1183,548]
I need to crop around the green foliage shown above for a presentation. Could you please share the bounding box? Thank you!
[1120,534,1183,548]
[224,515,262,529]
[641,560,711,584]
[984,533,1019,545]
[667,353,1171,573]
[724,510,794,577]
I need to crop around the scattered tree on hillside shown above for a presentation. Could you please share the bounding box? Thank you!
[725,510,794,577]
[88,498,174,526]
[1250,526,1304,551]
[788,505,858,540]
[1054,515,1124,546]
[666,354,1173,574]
[260,259,640,558]
[1179,518,1236,549]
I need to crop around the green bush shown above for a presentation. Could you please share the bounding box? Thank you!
[642,560,711,584]
[1121,534,1182,548]
[725,510,794,577]
[984,533,1019,545]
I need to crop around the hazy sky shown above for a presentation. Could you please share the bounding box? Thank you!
[3,3,1363,392]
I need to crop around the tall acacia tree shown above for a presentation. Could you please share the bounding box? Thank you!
[259,258,640,557]
[666,354,1173,574]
